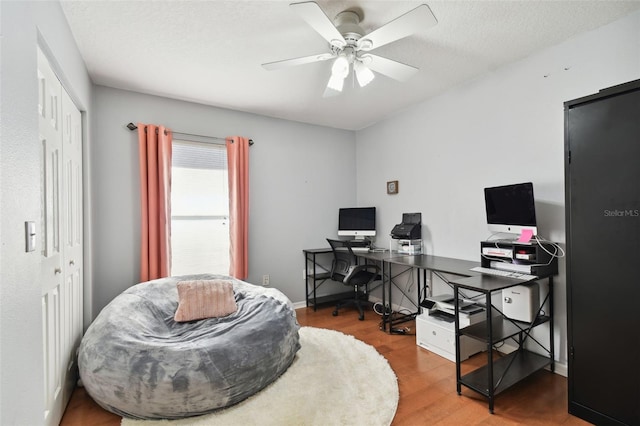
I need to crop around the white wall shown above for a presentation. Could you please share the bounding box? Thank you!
[0,1,92,424]
[91,86,356,315]
[355,11,640,371]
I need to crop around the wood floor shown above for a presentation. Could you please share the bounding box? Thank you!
[61,304,590,426]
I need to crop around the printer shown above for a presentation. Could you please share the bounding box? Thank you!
[416,294,486,361]
[391,212,422,239]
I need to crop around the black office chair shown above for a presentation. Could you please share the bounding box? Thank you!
[327,238,381,321]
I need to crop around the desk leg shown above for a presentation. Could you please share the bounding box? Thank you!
[388,263,394,331]
[549,277,555,373]
[486,291,494,414]
[417,269,424,313]
[455,286,462,395]
[304,252,320,311]
[304,252,311,308]
[422,269,430,309]
[416,268,428,315]
[313,253,318,311]
[382,260,388,332]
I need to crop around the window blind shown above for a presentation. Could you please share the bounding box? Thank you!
[172,140,227,170]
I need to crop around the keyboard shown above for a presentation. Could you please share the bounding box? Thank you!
[470,266,537,281]
[351,247,371,253]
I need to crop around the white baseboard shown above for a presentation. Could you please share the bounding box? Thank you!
[552,361,568,377]
[292,301,307,310]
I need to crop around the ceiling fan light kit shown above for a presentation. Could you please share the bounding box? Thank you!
[332,53,351,78]
[262,1,437,96]
[328,46,371,93]
[354,60,375,87]
[327,71,346,92]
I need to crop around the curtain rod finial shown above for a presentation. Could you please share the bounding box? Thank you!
[126,122,137,131]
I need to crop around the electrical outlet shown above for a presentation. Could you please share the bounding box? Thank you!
[262,274,270,286]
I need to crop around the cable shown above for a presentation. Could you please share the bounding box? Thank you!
[485,232,517,242]
[390,327,413,335]
[533,235,566,258]
[373,301,391,316]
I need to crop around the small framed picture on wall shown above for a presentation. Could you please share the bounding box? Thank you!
[387,180,399,194]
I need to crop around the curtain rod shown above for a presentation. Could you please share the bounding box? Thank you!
[126,123,254,145]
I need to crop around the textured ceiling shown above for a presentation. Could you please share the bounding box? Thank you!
[60,0,640,130]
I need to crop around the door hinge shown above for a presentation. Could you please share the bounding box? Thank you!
[569,346,575,359]
[567,150,571,164]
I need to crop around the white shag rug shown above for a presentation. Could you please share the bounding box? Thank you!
[121,326,399,426]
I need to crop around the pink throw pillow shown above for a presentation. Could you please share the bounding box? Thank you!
[174,279,237,322]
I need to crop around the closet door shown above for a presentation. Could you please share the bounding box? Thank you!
[61,87,83,406]
[62,86,83,347]
[565,81,640,425]
[38,47,84,426]
[38,47,65,426]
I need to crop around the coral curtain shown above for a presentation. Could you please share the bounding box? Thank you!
[226,136,250,279]
[138,123,172,282]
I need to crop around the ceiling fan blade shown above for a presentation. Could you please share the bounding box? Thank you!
[262,53,334,70]
[290,1,346,48]
[357,4,437,51]
[364,54,419,82]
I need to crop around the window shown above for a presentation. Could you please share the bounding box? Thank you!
[171,140,229,275]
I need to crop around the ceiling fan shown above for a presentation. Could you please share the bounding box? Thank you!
[262,1,437,97]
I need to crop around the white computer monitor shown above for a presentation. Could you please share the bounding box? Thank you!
[337,207,376,239]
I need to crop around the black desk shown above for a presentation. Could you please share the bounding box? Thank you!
[357,252,481,333]
[304,246,555,412]
[303,248,482,333]
[302,248,396,310]
[303,248,349,310]
[393,255,480,277]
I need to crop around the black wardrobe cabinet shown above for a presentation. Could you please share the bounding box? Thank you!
[564,79,640,426]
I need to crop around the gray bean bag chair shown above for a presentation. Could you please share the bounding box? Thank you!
[78,274,300,419]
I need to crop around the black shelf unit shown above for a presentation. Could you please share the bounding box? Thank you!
[460,350,551,396]
[462,315,551,343]
[480,240,558,277]
[452,271,555,413]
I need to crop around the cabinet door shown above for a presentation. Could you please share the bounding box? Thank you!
[566,85,640,425]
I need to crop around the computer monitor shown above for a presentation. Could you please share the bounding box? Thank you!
[484,182,538,237]
[338,207,376,239]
